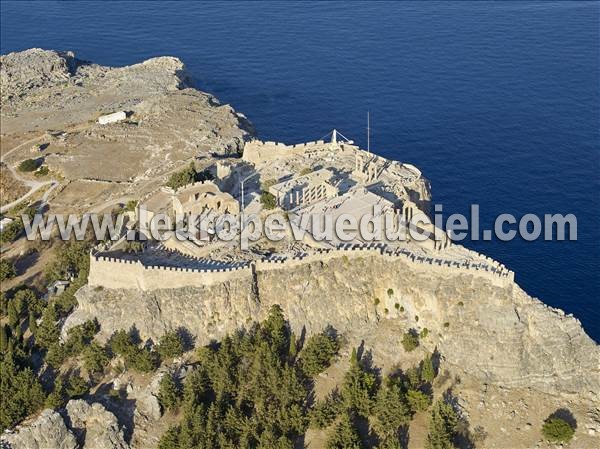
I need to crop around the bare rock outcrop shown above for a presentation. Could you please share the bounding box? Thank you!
[1,401,129,449]
[65,400,129,449]
[67,254,600,401]
[0,409,77,449]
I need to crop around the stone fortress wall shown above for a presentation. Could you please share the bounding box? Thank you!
[88,243,514,291]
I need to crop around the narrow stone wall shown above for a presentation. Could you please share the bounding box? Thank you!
[88,243,514,291]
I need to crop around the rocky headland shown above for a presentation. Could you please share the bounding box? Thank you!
[1,49,598,449]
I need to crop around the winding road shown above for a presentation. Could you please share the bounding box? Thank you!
[1,134,57,213]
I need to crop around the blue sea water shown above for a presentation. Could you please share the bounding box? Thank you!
[1,1,599,341]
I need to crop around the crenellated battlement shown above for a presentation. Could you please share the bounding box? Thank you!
[89,242,514,291]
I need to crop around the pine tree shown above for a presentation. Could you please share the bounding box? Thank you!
[341,348,376,418]
[28,311,38,336]
[158,371,181,412]
[425,400,459,449]
[45,378,65,409]
[373,381,411,443]
[326,412,363,449]
[407,389,431,412]
[158,425,181,449]
[82,342,109,375]
[299,331,340,377]
[0,324,9,352]
[36,305,60,349]
[421,353,436,384]
[158,330,185,360]
[262,304,289,358]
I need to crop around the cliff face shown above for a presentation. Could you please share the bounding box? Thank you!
[67,254,599,400]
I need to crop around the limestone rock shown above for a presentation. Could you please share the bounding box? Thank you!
[65,400,129,449]
[0,409,77,449]
[67,254,600,400]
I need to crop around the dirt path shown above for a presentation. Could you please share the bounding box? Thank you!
[0,123,90,213]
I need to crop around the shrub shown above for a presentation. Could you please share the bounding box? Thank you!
[0,259,17,281]
[443,322,450,328]
[18,158,40,172]
[401,331,419,352]
[34,166,49,177]
[261,178,277,190]
[457,301,464,307]
[0,219,24,244]
[66,375,88,398]
[542,417,575,443]
[124,241,144,253]
[166,162,196,190]
[400,306,405,312]
[384,308,389,314]
[260,191,277,209]
[394,303,400,310]
[420,328,429,338]
[83,342,110,375]
[387,288,394,296]
[299,167,312,176]
[158,330,185,360]
[374,297,380,306]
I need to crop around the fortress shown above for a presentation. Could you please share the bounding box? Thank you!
[88,133,514,292]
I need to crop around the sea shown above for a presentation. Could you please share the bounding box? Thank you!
[1,1,598,342]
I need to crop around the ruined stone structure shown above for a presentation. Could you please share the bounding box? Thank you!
[172,181,239,216]
[269,169,339,209]
[353,153,382,184]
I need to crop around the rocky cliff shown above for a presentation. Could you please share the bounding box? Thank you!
[67,253,599,401]
[1,400,128,449]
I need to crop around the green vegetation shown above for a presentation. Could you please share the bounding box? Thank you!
[299,167,312,176]
[374,297,380,306]
[158,371,182,412]
[109,328,159,373]
[541,415,575,443]
[166,162,196,190]
[401,330,419,352]
[260,191,277,209]
[420,328,429,339]
[425,400,459,449]
[83,342,110,375]
[387,288,394,296]
[158,306,437,449]
[34,165,49,177]
[0,259,17,281]
[298,330,340,377]
[124,241,144,253]
[261,178,277,190]
[18,158,40,172]
[157,330,185,360]
[165,162,213,190]
[0,206,36,244]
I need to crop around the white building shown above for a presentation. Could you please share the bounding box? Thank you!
[97,111,127,125]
